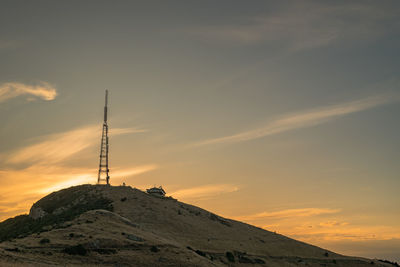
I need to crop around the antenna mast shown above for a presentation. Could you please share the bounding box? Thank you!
[98,90,110,185]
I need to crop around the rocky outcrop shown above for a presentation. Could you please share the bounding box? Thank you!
[0,184,387,267]
[29,206,46,220]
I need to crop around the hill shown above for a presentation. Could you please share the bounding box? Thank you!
[0,184,392,266]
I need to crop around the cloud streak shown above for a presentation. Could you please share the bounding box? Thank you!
[193,94,399,147]
[234,208,340,221]
[0,81,57,102]
[170,184,239,200]
[7,125,146,165]
[0,123,154,221]
[36,165,159,194]
[287,224,400,242]
[187,2,400,50]
[0,164,158,221]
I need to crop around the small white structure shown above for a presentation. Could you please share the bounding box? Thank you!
[146,186,166,197]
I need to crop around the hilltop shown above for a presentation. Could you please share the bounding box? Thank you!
[0,185,392,266]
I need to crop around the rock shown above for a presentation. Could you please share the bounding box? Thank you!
[126,234,144,242]
[29,206,46,219]
[53,206,67,215]
[42,225,53,231]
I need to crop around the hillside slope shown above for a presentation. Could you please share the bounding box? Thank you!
[0,185,390,266]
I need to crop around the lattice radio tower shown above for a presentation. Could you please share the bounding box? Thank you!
[97,90,110,185]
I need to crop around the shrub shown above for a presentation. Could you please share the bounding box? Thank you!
[5,248,19,252]
[226,251,235,262]
[150,246,160,252]
[39,238,50,244]
[195,250,206,257]
[254,258,266,264]
[94,248,117,254]
[238,256,253,263]
[64,244,87,256]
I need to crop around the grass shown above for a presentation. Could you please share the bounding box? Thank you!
[0,186,113,242]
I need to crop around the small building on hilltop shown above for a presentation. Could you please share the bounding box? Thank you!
[146,186,166,197]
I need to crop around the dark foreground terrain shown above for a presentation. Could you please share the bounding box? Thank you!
[0,185,393,266]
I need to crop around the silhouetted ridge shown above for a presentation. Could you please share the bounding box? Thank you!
[0,184,390,266]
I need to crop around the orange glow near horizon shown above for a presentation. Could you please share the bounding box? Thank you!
[1,3,400,262]
[0,123,399,242]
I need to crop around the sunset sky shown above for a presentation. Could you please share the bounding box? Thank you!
[1,0,400,262]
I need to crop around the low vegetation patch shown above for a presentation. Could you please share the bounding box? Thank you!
[378,259,400,266]
[0,186,113,242]
[195,249,206,257]
[63,244,87,256]
[4,247,20,252]
[254,258,266,264]
[226,251,235,262]
[209,213,231,227]
[39,238,50,244]
[150,246,160,252]
[93,248,117,254]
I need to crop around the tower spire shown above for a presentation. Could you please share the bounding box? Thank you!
[98,90,110,185]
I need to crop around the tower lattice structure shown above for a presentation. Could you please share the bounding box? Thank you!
[98,90,110,185]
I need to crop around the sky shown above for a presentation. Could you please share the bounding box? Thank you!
[0,0,400,262]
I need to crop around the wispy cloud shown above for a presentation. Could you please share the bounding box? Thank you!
[36,165,159,194]
[0,81,57,102]
[234,208,340,221]
[7,125,146,165]
[0,123,154,221]
[170,184,239,200]
[0,163,158,221]
[319,221,349,227]
[111,165,158,179]
[237,208,400,244]
[193,94,399,147]
[288,225,400,242]
[187,2,400,50]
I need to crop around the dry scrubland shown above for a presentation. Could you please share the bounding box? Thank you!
[0,185,393,266]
